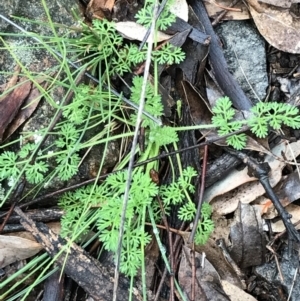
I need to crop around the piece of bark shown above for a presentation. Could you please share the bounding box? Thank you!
[43,269,64,301]
[0,208,64,224]
[205,152,242,187]
[190,0,253,111]
[14,207,140,301]
[165,16,211,45]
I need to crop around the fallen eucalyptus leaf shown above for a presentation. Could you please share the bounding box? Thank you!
[0,235,42,268]
[178,245,231,301]
[274,170,300,205]
[249,3,300,53]
[221,280,259,301]
[115,21,172,42]
[229,203,265,268]
[0,78,31,142]
[257,0,300,9]
[4,76,49,141]
[204,0,250,20]
[179,226,244,289]
[256,170,300,219]
[86,0,115,19]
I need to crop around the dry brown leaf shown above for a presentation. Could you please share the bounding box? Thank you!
[3,77,48,141]
[204,0,250,20]
[212,181,266,215]
[215,134,271,154]
[115,22,172,42]
[179,230,245,289]
[254,170,300,219]
[229,203,265,268]
[258,0,299,9]
[0,78,32,142]
[86,0,115,19]
[178,246,209,301]
[0,235,42,268]
[208,140,300,215]
[221,280,259,301]
[268,204,300,232]
[0,65,21,95]
[205,164,257,206]
[249,3,300,53]
[178,245,230,301]
[10,222,60,240]
[0,222,60,268]
[144,236,159,289]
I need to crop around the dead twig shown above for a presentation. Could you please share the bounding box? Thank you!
[212,0,243,26]
[190,0,252,110]
[211,0,242,12]
[225,148,300,246]
[188,144,208,243]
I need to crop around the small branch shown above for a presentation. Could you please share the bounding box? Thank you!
[212,0,242,26]
[211,0,242,12]
[188,144,208,243]
[225,148,300,244]
[190,0,253,110]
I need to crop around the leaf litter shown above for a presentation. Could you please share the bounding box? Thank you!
[248,1,300,53]
[0,235,42,268]
[208,140,300,215]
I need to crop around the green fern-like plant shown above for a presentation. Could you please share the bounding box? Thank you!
[59,166,213,276]
[1,1,300,289]
[68,18,185,76]
[135,0,176,30]
[211,97,300,150]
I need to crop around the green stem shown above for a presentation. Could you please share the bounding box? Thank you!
[174,119,249,132]
[141,203,147,301]
[148,205,188,301]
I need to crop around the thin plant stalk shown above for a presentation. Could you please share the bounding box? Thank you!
[112,2,159,299]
